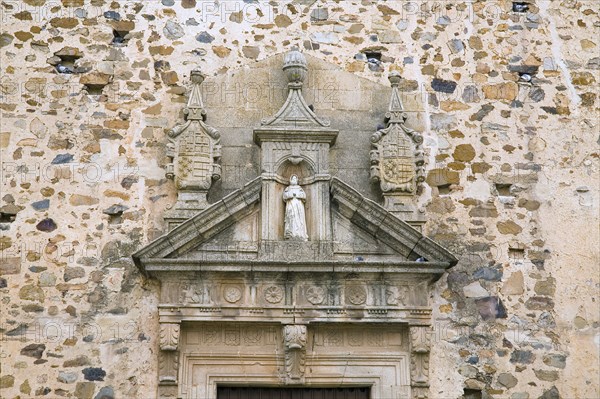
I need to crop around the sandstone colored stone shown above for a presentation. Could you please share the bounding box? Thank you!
[213,45,231,58]
[502,271,524,295]
[0,257,20,275]
[534,277,556,296]
[80,72,112,86]
[70,194,100,206]
[275,15,293,28]
[242,46,260,59]
[0,375,14,388]
[453,144,476,162]
[426,168,459,187]
[63,355,91,367]
[483,82,518,100]
[497,220,523,235]
[50,17,79,29]
[19,285,45,302]
[75,382,95,399]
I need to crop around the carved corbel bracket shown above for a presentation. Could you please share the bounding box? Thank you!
[410,325,431,399]
[158,322,180,396]
[283,324,307,384]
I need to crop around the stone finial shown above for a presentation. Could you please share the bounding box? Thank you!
[185,67,207,121]
[283,47,307,85]
[258,48,330,128]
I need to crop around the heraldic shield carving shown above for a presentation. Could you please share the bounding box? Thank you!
[370,71,425,195]
[164,68,221,224]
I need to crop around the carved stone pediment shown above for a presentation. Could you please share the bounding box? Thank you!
[133,176,456,271]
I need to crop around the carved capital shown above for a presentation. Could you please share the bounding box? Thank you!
[283,324,307,383]
[159,322,180,351]
[410,326,431,398]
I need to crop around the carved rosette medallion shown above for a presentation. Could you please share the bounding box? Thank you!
[223,285,242,303]
[306,286,325,305]
[283,325,307,383]
[346,285,367,305]
[264,286,284,304]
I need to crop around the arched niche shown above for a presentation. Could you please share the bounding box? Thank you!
[268,158,316,241]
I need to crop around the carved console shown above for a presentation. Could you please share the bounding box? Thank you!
[370,71,426,229]
[410,326,431,399]
[284,325,307,384]
[158,322,180,398]
[165,68,221,228]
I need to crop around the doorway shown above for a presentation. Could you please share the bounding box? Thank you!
[217,387,370,399]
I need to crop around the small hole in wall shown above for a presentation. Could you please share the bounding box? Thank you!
[496,184,513,196]
[112,29,130,45]
[437,184,451,195]
[512,2,529,12]
[55,54,81,74]
[364,51,382,62]
[83,84,105,95]
[509,247,525,260]
[462,389,482,399]
[0,212,16,223]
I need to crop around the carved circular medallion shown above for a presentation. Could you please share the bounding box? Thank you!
[223,285,242,303]
[306,286,325,305]
[346,286,367,305]
[264,286,284,304]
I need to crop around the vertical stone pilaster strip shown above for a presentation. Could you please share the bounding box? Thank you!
[158,322,181,398]
[410,325,431,399]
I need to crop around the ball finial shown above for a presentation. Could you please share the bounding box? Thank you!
[388,71,401,87]
[283,46,308,84]
[191,67,205,84]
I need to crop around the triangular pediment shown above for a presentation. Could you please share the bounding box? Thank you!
[133,177,457,276]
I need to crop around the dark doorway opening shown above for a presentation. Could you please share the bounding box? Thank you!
[217,387,370,399]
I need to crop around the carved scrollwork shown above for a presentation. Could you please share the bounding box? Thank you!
[283,325,307,382]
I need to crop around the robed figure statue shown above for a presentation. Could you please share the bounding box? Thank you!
[283,175,308,241]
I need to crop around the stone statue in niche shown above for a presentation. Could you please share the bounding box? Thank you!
[283,175,308,241]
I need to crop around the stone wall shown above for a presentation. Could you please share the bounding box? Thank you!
[1,0,598,398]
